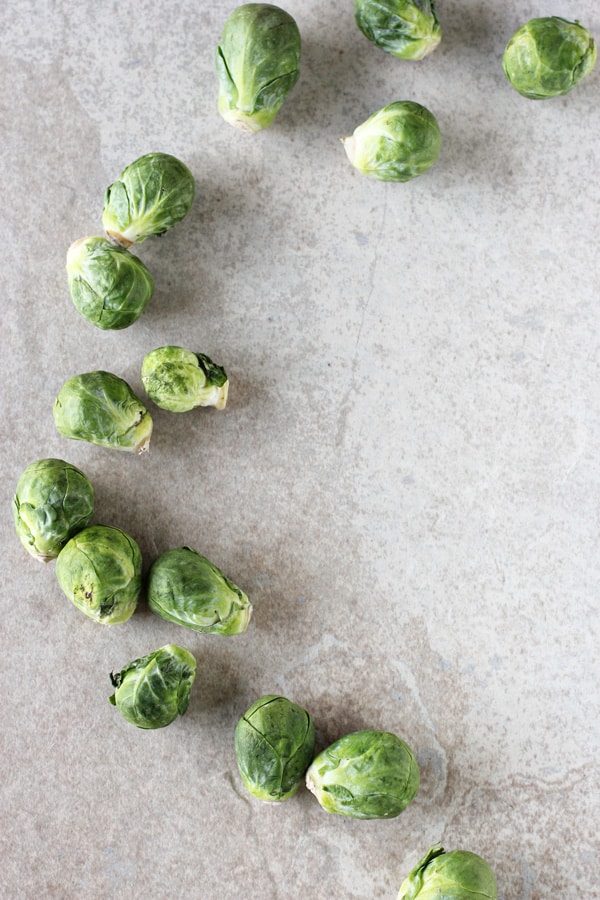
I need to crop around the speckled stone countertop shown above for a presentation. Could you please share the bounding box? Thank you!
[1,2,599,897]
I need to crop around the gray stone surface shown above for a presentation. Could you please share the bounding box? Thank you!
[1,1,599,897]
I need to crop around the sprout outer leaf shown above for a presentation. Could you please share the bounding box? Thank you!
[141,346,229,412]
[109,644,197,729]
[397,844,498,899]
[53,370,153,454]
[235,694,315,801]
[355,0,441,60]
[305,729,420,819]
[502,16,597,99]
[216,3,301,132]
[55,524,142,624]
[102,152,195,246]
[66,236,155,330]
[343,101,441,182]
[147,546,252,635]
[12,458,94,562]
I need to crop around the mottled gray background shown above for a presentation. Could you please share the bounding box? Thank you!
[1,1,599,897]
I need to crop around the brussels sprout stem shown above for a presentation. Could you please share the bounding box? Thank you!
[237,602,252,631]
[212,380,229,410]
[415,35,440,58]
[126,408,153,453]
[341,135,356,167]
[219,108,267,134]
[305,768,318,797]
[133,417,152,453]
[105,229,133,249]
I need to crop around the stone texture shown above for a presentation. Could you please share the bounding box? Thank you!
[1,1,599,897]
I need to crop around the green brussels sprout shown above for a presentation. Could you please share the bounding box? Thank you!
[55,524,142,624]
[216,3,301,133]
[503,17,596,99]
[147,546,252,635]
[305,729,419,819]
[141,346,229,412]
[109,644,197,729]
[235,695,315,801]
[102,152,195,247]
[12,458,94,562]
[343,101,441,182]
[355,0,441,60]
[66,236,155,330]
[53,371,153,454]
[397,844,498,899]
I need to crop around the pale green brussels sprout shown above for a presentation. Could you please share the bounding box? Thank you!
[235,695,315,801]
[216,3,301,133]
[397,844,498,899]
[53,371,153,454]
[66,236,155,330]
[109,644,197,729]
[355,0,441,60]
[305,729,419,819]
[12,458,94,562]
[503,17,596,99]
[102,152,195,247]
[55,524,142,624]
[141,346,229,412]
[148,546,252,635]
[343,101,441,182]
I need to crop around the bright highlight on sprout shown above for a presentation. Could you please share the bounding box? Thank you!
[216,3,301,132]
[355,0,441,60]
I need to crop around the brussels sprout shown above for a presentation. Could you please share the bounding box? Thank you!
[343,101,441,182]
[216,3,301,133]
[141,346,229,412]
[53,371,153,454]
[305,729,419,819]
[55,524,142,624]
[148,546,252,635]
[503,17,596,99]
[12,458,94,562]
[397,844,498,899]
[102,152,195,247]
[235,695,315,801]
[109,644,197,729]
[355,0,441,60]
[66,236,155,330]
